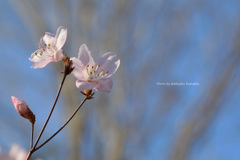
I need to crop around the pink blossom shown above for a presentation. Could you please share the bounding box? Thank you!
[11,96,28,117]
[71,44,120,93]
[9,144,27,160]
[29,26,67,68]
[0,144,42,160]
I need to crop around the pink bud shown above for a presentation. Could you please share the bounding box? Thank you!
[11,96,28,116]
[11,96,35,124]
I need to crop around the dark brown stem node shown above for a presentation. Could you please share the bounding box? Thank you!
[62,54,74,75]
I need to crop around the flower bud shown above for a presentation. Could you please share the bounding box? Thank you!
[11,96,35,124]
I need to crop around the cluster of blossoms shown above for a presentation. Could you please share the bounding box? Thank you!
[11,26,120,160]
[29,26,120,92]
[15,26,120,117]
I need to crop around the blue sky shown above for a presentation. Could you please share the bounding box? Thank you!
[1,0,240,160]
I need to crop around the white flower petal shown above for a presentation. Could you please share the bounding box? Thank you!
[54,49,64,61]
[78,44,95,66]
[55,26,67,49]
[42,32,56,46]
[71,57,88,80]
[29,49,52,68]
[96,52,120,78]
[94,78,113,93]
[76,79,97,91]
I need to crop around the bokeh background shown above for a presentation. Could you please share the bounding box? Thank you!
[0,0,240,160]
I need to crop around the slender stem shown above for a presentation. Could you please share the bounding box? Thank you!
[26,73,67,160]
[26,123,34,160]
[34,73,67,147]
[26,150,32,160]
[30,123,34,149]
[34,97,88,151]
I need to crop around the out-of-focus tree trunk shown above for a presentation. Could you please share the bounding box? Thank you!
[169,36,240,160]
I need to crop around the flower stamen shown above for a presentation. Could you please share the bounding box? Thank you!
[85,64,109,80]
[94,64,100,71]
